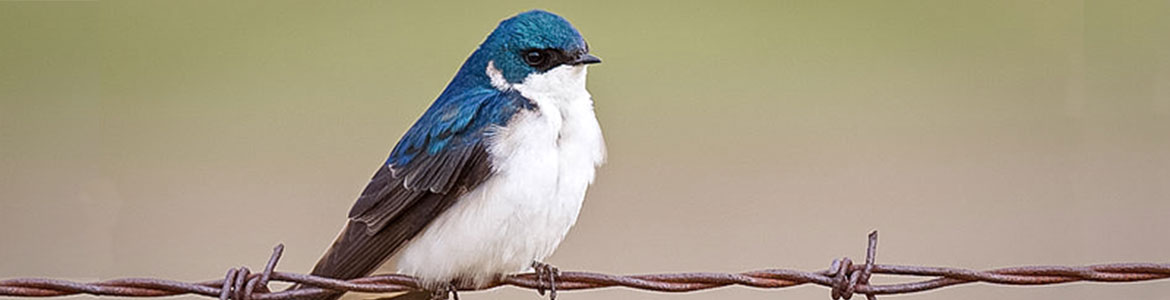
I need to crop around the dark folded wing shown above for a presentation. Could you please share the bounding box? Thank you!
[307,145,490,284]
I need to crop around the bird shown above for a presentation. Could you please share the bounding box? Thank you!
[299,10,605,300]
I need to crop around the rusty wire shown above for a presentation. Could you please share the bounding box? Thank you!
[2,231,1168,300]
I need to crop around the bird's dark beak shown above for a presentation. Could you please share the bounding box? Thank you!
[571,53,602,65]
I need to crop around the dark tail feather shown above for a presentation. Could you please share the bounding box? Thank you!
[312,221,410,280]
[291,220,419,300]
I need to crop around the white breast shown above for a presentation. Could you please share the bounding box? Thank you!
[394,63,605,288]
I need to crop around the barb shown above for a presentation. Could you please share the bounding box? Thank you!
[2,231,1167,300]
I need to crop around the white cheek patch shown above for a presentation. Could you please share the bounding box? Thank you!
[486,61,512,91]
[487,62,591,94]
[514,64,588,97]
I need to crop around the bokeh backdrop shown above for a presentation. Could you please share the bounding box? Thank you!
[2,1,1168,300]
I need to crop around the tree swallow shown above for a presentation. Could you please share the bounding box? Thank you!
[302,10,604,300]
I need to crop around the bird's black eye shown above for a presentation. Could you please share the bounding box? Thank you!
[523,50,545,66]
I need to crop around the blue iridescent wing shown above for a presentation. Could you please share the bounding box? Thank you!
[348,87,529,232]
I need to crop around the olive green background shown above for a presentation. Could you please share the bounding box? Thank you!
[2,1,1168,300]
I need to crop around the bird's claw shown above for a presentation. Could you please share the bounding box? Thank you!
[532,261,561,300]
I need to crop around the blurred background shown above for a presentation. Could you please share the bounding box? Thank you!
[2,1,1168,300]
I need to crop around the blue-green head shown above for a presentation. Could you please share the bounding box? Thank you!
[455,10,600,86]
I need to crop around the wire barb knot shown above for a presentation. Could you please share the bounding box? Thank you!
[219,244,283,300]
[828,231,878,300]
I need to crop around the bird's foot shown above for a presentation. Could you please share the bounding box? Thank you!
[427,282,459,300]
[531,261,561,300]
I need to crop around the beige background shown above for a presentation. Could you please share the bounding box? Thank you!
[2,1,1168,300]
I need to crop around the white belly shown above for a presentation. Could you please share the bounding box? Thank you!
[394,64,605,287]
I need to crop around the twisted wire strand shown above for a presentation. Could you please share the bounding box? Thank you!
[2,232,1167,300]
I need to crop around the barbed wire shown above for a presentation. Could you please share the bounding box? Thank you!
[2,231,1167,300]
